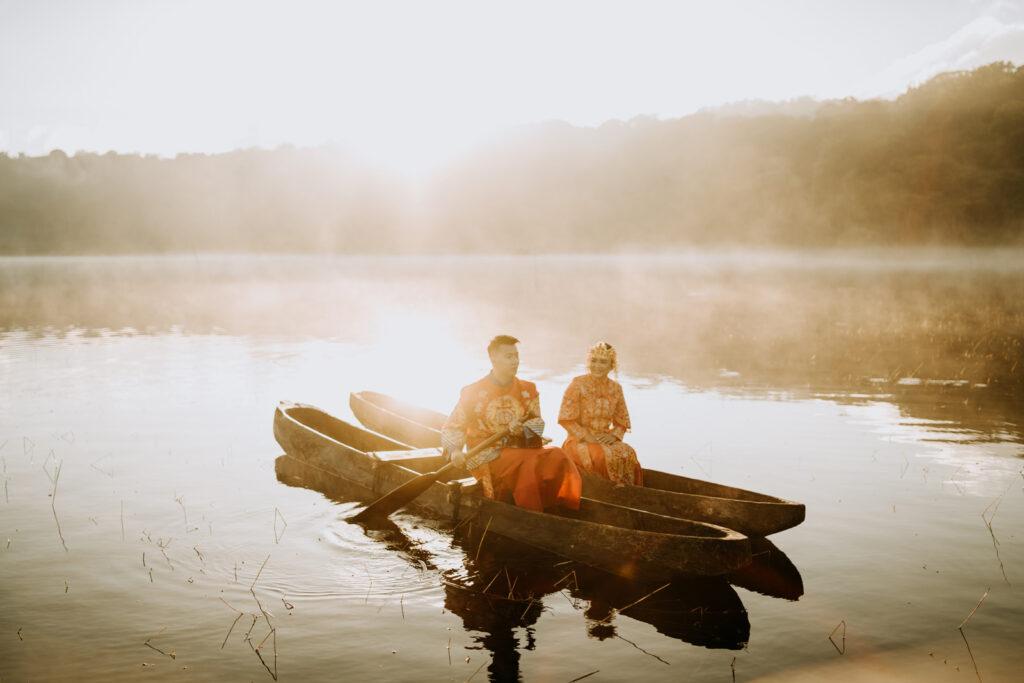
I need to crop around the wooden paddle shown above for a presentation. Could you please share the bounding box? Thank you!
[352,426,511,520]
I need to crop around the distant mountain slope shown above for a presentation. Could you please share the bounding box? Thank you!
[1,62,1022,254]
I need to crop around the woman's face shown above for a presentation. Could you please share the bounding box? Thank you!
[588,355,613,379]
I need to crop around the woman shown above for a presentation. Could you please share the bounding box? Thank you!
[558,342,643,485]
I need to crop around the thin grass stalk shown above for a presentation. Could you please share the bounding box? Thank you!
[251,588,274,633]
[219,596,247,615]
[242,615,259,643]
[221,613,243,649]
[274,507,288,543]
[613,632,670,665]
[959,588,990,630]
[251,554,271,590]
[597,583,670,624]
[554,570,578,589]
[255,628,274,651]
[558,590,580,609]
[474,517,492,563]
[143,626,175,659]
[828,620,846,655]
[50,460,67,551]
[482,570,501,593]
[452,512,479,531]
[253,628,278,681]
[174,494,186,527]
[465,658,488,682]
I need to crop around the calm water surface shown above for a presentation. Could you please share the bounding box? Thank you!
[1,252,1022,681]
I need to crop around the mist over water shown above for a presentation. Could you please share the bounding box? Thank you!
[1,250,1022,681]
[3,249,1021,430]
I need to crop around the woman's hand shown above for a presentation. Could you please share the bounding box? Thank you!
[584,433,618,445]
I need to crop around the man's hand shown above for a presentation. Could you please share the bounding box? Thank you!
[450,451,467,469]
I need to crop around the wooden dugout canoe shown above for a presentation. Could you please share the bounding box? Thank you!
[273,401,752,579]
[275,453,755,649]
[349,390,805,537]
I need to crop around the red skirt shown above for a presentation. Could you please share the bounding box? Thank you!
[483,446,582,512]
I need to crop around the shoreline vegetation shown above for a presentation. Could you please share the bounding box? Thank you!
[1,62,1023,255]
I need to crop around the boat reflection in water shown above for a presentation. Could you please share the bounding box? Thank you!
[441,529,751,681]
[275,454,802,680]
[727,536,804,602]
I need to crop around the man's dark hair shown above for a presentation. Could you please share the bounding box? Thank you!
[487,334,520,356]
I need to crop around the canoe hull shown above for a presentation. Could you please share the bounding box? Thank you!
[349,391,805,536]
[274,402,751,578]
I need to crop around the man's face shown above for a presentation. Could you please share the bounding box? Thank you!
[489,343,519,381]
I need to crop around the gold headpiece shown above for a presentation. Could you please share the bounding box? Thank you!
[587,341,617,371]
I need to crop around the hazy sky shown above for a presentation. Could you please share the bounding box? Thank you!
[2,0,1023,173]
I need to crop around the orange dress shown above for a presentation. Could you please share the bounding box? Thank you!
[558,374,643,485]
[441,375,581,512]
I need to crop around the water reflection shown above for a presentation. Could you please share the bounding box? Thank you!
[2,253,1021,448]
[441,534,750,681]
[727,537,803,601]
[276,453,804,681]
[4,250,1023,680]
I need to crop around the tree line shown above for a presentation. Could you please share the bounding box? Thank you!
[2,61,1022,254]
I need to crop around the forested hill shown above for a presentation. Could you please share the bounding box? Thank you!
[2,62,1023,254]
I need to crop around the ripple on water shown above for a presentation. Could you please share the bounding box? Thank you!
[236,510,468,604]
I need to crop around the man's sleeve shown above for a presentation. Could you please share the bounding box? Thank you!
[523,416,545,441]
[440,397,468,461]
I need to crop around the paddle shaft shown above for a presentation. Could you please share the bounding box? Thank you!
[353,425,512,520]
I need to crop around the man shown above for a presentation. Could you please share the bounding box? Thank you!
[442,335,582,512]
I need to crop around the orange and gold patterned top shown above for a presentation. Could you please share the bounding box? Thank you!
[441,375,543,470]
[558,374,631,441]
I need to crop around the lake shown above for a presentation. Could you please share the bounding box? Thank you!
[1,251,1022,681]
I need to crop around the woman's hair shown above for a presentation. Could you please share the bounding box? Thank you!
[587,341,618,373]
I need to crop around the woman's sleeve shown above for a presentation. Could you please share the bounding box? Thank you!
[611,382,631,440]
[558,378,589,440]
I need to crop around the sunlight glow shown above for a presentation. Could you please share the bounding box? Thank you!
[2,1,1023,173]
[367,310,479,409]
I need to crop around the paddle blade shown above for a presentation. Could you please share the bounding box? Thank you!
[352,428,503,521]
[352,466,449,521]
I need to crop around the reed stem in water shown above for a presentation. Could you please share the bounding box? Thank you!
[474,517,492,563]
[465,658,487,682]
[959,589,989,683]
[828,620,846,654]
[597,583,670,624]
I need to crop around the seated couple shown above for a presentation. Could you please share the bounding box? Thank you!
[441,335,643,513]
